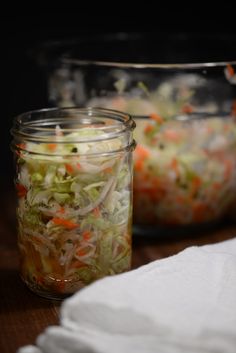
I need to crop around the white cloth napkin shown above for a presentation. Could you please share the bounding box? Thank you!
[18,238,236,353]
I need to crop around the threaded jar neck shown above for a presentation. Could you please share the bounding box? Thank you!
[11,107,136,156]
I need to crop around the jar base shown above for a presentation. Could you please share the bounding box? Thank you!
[21,277,84,300]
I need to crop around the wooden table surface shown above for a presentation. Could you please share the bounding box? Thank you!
[1,188,236,353]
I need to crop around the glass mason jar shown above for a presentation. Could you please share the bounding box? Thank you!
[11,107,136,299]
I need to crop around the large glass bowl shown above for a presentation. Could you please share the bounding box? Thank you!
[36,33,236,235]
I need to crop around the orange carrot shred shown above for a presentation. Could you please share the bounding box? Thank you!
[104,167,113,174]
[16,183,27,197]
[77,248,87,257]
[144,124,155,134]
[164,130,181,142]
[16,143,26,150]
[224,159,233,180]
[65,163,74,174]
[58,207,65,214]
[82,230,92,240]
[47,143,57,151]
[231,99,236,117]
[93,207,100,217]
[191,176,202,196]
[182,104,194,114]
[170,157,178,171]
[212,182,221,190]
[227,64,235,78]
[149,113,163,124]
[134,159,144,171]
[52,218,79,229]
[135,144,150,159]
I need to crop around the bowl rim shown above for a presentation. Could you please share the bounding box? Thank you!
[61,57,236,69]
[35,32,236,69]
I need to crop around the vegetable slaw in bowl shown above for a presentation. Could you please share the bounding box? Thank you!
[36,33,236,233]
[133,113,236,228]
[84,64,236,232]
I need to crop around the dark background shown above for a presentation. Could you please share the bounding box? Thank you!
[1,9,236,190]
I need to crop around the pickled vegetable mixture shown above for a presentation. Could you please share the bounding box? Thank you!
[133,115,236,226]
[15,128,132,297]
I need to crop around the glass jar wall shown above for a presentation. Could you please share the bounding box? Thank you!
[11,107,136,299]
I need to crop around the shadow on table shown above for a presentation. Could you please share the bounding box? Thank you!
[131,218,236,269]
[132,218,236,244]
[0,268,59,315]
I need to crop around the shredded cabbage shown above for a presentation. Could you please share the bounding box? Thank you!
[16,128,132,297]
[133,117,236,226]
[86,79,236,227]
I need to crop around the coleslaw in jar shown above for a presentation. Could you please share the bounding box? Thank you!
[11,107,135,299]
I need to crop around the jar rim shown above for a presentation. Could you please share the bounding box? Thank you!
[11,107,136,144]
